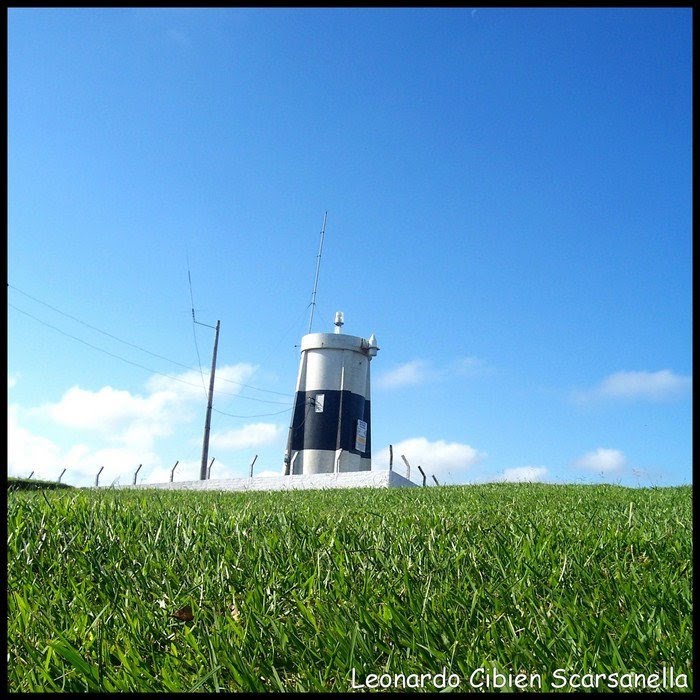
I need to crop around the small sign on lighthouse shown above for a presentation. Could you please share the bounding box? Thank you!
[355,419,368,453]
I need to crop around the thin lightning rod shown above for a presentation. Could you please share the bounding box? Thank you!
[308,211,328,334]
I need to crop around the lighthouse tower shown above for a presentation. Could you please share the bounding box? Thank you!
[284,312,379,475]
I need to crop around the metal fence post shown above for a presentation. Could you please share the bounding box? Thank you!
[401,455,411,481]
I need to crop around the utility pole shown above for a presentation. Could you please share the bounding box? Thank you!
[200,319,220,480]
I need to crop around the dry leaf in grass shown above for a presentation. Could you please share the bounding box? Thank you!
[171,605,194,622]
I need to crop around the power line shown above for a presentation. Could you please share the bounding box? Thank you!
[9,303,201,388]
[8,283,293,398]
[9,303,291,404]
[213,406,293,419]
[8,283,193,370]
[186,252,208,397]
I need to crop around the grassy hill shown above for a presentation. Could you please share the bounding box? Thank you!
[6,483,692,692]
[7,476,75,491]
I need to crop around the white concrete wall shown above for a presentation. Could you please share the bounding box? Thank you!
[119,470,417,493]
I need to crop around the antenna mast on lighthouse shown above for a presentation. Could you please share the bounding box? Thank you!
[308,211,327,334]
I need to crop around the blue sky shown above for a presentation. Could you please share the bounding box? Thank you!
[8,8,692,488]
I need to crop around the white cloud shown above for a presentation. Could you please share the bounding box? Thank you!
[8,405,63,481]
[599,370,691,400]
[7,404,163,485]
[8,373,18,389]
[376,356,491,390]
[574,447,626,473]
[146,363,258,400]
[210,422,283,451]
[39,385,165,431]
[85,446,165,487]
[374,436,485,483]
[146,455,283,484]
[255,469,284,478]
[34,384,183,452]
[146,459,202,485]
[29,364,258,454]
[498,466,548,483]
[376,360,434,389]
[575,369,691,402]
[453,356,492,378]
[8,363,263,487]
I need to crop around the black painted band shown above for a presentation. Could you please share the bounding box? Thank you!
[289,389,372,456]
